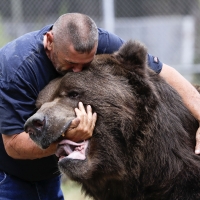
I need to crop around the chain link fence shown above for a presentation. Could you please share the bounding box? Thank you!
[0,0,200,198]
[0,0,200,82]
[1,1,200,70]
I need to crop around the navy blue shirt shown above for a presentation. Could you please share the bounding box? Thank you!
[0,25,162,181]
[97,28,162,73]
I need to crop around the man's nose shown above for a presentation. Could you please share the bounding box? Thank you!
[72,65,83,72]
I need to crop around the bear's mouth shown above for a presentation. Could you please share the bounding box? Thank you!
[55,139,89,161]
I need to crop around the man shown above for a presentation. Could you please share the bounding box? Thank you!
[0,13,200,200]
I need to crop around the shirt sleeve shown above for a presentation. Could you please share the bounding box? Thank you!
[147,54,163,74]
[97,28,125,54]
[97,28,163,73]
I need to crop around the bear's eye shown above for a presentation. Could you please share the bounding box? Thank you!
[68,91,79,98]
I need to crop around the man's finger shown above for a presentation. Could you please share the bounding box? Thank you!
[86,105,93,118]
[78,102,86,113]
[91,112,97,128]
[195,127,200,154]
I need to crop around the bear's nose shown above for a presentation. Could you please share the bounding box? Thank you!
[24,113,46,136]
[32,118,45,130]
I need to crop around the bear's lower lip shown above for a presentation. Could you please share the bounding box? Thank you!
[55,140,89,160]
[57,119,74,138]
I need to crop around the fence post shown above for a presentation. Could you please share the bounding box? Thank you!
[102,0,115,33]
[11,0,25,37]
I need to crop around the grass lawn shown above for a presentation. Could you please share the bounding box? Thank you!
[61,178,92,200]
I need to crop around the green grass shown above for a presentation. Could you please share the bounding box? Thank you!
[0,16,11,47]
[61,178,92,200]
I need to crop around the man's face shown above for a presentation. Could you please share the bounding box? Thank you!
[50,43,97,74]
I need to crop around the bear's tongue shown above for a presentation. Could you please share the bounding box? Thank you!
[55,140,88,160]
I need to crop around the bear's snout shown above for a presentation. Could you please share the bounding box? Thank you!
[24,113,46,137]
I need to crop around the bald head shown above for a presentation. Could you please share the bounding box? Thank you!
[52,13,98,53]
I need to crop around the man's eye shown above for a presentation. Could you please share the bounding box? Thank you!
[68,91,79,98]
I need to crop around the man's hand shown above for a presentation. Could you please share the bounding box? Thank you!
[195,126,200,154]
[64,102,97,142]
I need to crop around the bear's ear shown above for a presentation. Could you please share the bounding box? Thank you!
[113,40,148,76]
[36,77,62,108]
[112,40,158,100]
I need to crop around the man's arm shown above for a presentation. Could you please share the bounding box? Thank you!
[2,132,57,159]
[160,64,200,154]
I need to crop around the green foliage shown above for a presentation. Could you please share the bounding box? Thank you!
[0,15,11,47]
[61,178,92,200]
[191,73,200,85]
[58,1,68,16]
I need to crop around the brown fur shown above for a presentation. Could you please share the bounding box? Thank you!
[25,41,200,200]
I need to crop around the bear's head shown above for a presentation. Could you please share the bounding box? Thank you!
[24,40,198,199]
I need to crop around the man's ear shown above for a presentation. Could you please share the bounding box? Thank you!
[46,31,54,51]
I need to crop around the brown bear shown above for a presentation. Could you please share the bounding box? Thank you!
[24,40,200,200]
